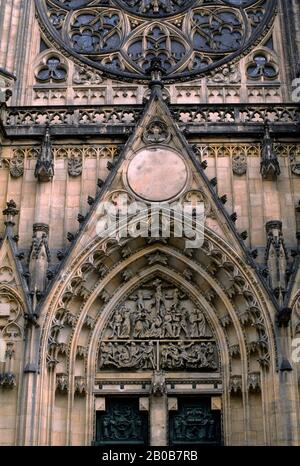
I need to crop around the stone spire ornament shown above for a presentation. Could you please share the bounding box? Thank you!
[260,122,280,180]
[148,57,165,91]
[35,127,54,182]
[3,200,19,236]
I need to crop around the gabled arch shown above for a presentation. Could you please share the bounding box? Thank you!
[34,222,279,445]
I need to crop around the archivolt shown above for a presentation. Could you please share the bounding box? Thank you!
[38,224,277,378]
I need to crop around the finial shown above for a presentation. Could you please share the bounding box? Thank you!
[148,57,165,93]
[3,200,19,235]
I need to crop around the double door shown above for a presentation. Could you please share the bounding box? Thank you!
[95,396,221,446]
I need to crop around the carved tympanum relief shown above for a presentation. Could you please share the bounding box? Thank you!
[99,278,218,372]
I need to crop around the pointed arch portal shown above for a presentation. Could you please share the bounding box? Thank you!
[35,224,278,446]
[28,84,283,447]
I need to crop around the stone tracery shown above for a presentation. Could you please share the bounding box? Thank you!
[36,0,277,81]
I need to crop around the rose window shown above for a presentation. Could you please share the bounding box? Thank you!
[36,0,277,82]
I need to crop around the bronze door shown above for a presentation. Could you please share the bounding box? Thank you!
[169,397,222,446]
[95,397,149,446]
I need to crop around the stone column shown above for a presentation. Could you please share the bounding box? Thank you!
[150,371,168,446]
[150,394,168,446]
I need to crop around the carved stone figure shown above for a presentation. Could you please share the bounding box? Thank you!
[143,119,171,144]
[99,341,156,370]
[232,154,247,176]
[104,279,212,342]
[35,128,54,182]
[210,64,241,84]
[68,157,82,177]
[151,371,166,396]
[260,123,280,180]
[190,308,207,338]
[28,223,51,294]
[9,156,24,178]
[73,66,103,85]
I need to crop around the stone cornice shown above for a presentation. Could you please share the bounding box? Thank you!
[1,103,300,138]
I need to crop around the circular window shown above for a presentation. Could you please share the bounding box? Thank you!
[36,0,277,82]
[127,147,188,201]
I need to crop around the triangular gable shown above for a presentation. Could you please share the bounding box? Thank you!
[62,85,251,261]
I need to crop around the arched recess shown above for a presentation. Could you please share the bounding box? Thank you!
[35,225,279,446]
[0,284,25,445]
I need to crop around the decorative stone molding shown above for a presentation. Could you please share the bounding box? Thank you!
[229,345,240,358]
[0,289,23,340]
[73,66,103,85]
[210,64,241,84]
[0,267,14,284]
[290,147,300,175]
[4,105,300,130]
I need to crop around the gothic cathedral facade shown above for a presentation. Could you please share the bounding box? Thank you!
[0,0,300,446]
